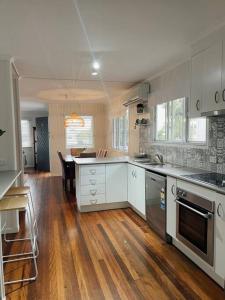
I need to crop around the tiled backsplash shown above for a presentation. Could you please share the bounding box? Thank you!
[139,116,225,173]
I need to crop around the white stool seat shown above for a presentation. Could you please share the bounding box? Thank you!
[0,196,28,211]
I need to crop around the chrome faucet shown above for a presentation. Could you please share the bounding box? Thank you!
[155,154,164,164]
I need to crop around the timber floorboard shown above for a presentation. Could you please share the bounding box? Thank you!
[3,173,225,300]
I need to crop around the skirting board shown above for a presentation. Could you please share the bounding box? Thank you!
[79,201,129,213]
[129,204,146,220]
[173,238,224,289]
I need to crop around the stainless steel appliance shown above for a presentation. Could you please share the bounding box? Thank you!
[145,171,167,240]
[176,188,215,266]
[183,172,225,188]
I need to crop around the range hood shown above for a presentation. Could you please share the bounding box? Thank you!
[123,82,150,107]
[201,109,225,117]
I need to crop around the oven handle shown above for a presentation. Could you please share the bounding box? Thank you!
[176,199,213,219]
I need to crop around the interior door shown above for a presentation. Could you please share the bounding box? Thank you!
[36,117,50,171]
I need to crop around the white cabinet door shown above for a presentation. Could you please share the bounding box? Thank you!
[221,39,225,106]
[128,164,145,216]
[128,164,135,206]
[166,177,177,239]
[106,163,127,203]
[190,51,204,117]
[202,42,222,113]
[133,166,145,216]
[214,193,225,279]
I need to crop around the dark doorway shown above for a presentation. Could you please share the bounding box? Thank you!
[36,117,50,171]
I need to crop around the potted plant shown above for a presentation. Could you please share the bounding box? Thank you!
[0,129,6,136]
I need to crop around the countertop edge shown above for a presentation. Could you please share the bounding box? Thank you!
[74,157,225,196]
[0,170,22,199]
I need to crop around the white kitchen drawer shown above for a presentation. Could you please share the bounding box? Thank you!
[80,184,105,196]
[80,165,105,176]
[81,174,105,186]
[80,194,106,206]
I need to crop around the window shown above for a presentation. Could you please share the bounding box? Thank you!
[155,98,207,144]
[168,98,186,142]
[155,103,167,141]
[188,117,207,143]
[21,120,32,148]
[112,111,128,152]
[65,116,94,148]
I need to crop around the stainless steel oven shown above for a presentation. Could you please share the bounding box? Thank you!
[176,188,215,266]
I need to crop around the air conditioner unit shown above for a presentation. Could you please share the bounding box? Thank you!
[123,82,150,107]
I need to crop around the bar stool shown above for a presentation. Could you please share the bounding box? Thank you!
[0,195,38,285]
[4,186,38,240]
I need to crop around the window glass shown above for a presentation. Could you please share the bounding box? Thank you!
[188,117,207,143]
[21,120,32,148]
[112,110,128,152]
[170,98,186,142]
[65,116,94,148]
[155,103,167,141]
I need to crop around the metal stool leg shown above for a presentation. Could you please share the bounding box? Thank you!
[3,202,38,285]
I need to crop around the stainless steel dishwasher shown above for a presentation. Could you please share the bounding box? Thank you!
[145,170,168,241]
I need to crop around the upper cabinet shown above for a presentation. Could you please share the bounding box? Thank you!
[190,51,204,117]
[202,41,223,113]
[190,40,224,117]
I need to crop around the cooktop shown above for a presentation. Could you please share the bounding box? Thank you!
[183,172,225,188]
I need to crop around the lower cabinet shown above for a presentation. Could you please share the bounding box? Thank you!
[166,176,177,238]
[106,163,127,203]
[214,193,225,279]
[128,164,145,216]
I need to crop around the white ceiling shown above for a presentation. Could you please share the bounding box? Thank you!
[1,0,225,110]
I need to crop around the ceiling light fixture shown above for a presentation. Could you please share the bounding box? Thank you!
[91,71,98,76]
[92,61,100,70]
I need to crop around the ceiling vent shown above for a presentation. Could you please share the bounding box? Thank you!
[123,82,150,107]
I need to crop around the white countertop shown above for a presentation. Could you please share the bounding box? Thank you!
[0,170,21,199]
[74,156,129,165]
[74,156,225,195]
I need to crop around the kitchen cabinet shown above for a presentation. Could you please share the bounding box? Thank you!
[202,41,222,113]
[190,51,204,117]
[214,193,225,280]
[190,41,223,117]
[106,163,127,203]
[166,176,177,239]
[128,164,145,216]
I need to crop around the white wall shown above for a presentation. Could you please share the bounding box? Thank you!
[0,58,21,171]
[48,102,107,175]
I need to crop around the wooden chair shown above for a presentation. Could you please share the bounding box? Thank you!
[70,148,86,157]
[97,149,108,158]
[79,152,96,158]
[57,151,75,192]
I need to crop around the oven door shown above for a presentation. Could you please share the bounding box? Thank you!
[176,198,214,266]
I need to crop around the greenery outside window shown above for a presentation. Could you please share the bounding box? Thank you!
[155,98,206,144]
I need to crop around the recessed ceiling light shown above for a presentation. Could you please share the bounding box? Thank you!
[92,61,100,70]
[92,71,98,76]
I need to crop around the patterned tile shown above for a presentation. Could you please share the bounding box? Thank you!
[139,116,225,173]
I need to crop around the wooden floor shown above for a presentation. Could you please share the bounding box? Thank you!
[3,173,225,300]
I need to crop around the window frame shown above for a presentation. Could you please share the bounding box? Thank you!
[154,98,207,145]
[65,115,94,149]
[112,110,129,152]
[21,119,33,148]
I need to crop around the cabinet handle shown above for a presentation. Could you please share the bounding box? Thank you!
[90,189,97,196]
[196,99,200,111]
[222,89,225,102]
[217,203,223,218]
[89,179,96,185]
[171,184,175,195]
[90,169,96,175]
[90,199,97,204]
[215,91,219,103]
